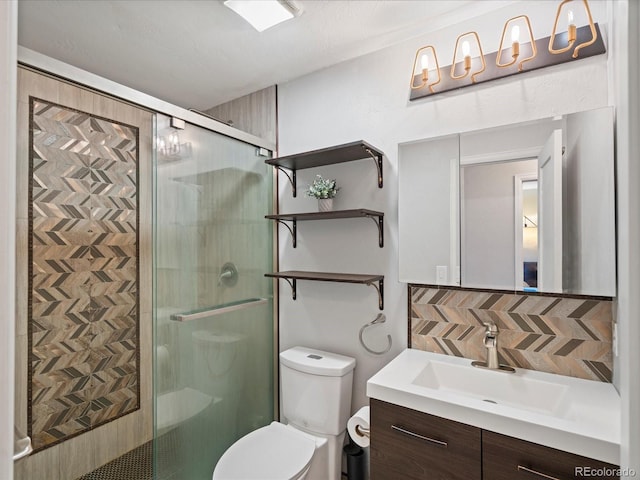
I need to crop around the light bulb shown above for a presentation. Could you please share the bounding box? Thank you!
[420,54,429,70]
[462,40,471,57]
[567,9,576,43]
[511,25,520,43]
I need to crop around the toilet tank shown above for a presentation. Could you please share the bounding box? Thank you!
[280,347,356,436]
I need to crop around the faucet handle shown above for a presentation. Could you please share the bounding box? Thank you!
[483,321,498,334]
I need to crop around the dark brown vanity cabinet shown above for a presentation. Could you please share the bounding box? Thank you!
[370,399,482,480]
[370,399,620,480]
[483,431,620,480]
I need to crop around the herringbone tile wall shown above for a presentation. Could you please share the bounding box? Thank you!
[28,98,140,450]
[410,285,614,382]
[16,68,153,480]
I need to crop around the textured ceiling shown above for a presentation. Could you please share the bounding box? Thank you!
[18,0,513,110]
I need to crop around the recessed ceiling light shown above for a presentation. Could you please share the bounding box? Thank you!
[224,0,301,32]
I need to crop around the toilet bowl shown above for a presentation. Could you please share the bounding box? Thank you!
[213,422,323,480]
[212,346,355,480]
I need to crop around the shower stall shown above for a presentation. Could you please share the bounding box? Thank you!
[153,114,275,479]
[13,63,275,480]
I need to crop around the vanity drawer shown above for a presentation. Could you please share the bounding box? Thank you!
[370,398,481,480]
[482,431,620,480]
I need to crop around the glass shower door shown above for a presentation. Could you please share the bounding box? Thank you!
[153,114,274,480]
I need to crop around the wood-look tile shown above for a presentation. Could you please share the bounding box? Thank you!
[15,334,28,433]
[91,417,121,469]
[116,409,145,455]
[57,430,96,480]
[58,80,94,113]
[14,442,60,480]
[18,68,59,104]
[16,219,29,336]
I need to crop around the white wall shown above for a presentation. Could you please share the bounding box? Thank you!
[563,107,616,294]
[277,0,610,411]
[398,135,459,285]
[462,159,537,290]
[0,0,17,477]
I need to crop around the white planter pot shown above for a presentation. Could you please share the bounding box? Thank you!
[318,198,334,212]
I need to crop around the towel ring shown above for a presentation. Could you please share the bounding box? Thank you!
[359,313,392,355]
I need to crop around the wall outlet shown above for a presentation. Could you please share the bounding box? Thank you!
[436,266,448,284]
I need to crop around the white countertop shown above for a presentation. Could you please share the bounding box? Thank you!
[366,349,620,465]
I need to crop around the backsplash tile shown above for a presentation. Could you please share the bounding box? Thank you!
[409,285,614,382]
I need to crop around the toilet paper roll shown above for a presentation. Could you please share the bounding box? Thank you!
[347,406,370,448]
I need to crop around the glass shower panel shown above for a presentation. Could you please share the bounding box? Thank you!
[153,114,273,480]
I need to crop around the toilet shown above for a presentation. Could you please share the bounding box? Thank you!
[212,346,356,480]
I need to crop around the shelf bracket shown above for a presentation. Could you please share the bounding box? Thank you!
[365,148,383,189]
[276,166,297,197]
[367,278,384,310]
[282,277,297,300]
[366,214,384,248]
[275,219,297,248]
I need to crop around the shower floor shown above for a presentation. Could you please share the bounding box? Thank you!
[76,430,181,480]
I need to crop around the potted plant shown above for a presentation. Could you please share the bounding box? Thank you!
[305,175,339,211]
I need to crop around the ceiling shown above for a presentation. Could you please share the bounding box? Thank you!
[18,0,512,110]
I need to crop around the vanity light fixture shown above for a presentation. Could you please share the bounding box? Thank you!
[409,0,605,101]
[224,0,301,32]
[410,46,441,93]
[549,0,597,58]
[497,15,537,72]
[450,32,485,84]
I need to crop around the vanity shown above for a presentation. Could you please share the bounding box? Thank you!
[367,349,621,480]
[372,105,621,478]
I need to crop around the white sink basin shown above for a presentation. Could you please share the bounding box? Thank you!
[412,359,569,417]
[367,349,620,465]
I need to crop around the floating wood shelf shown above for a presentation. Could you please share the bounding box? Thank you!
[266,209,384,248]
[265,270,384,310]
[266,140,384,197]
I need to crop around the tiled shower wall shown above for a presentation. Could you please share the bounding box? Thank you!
[29,97,140,450]
[410,285,614,382]
[15,68,153,480]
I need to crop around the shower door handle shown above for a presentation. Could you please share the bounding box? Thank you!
[171,297,268,322]
[13,427,33,461]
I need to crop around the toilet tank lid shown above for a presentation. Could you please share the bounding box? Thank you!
[280,347,356,377]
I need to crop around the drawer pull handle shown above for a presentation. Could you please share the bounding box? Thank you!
[517,465,561,480]
[390,425,448,447]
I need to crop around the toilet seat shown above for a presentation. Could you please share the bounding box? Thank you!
[213,422,316,480]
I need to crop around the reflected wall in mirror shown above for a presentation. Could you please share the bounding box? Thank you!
[398,134,460,285]
[399,106,615,296]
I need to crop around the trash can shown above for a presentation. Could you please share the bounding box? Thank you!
[343,441,365,480]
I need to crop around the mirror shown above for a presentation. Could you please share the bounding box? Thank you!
[399,106,615,296]
[398,134,460,285]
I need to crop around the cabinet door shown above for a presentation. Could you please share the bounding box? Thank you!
[370,399,481,480]
[483,430,620,480]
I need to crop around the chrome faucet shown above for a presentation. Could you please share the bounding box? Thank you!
[472,322,515,373]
